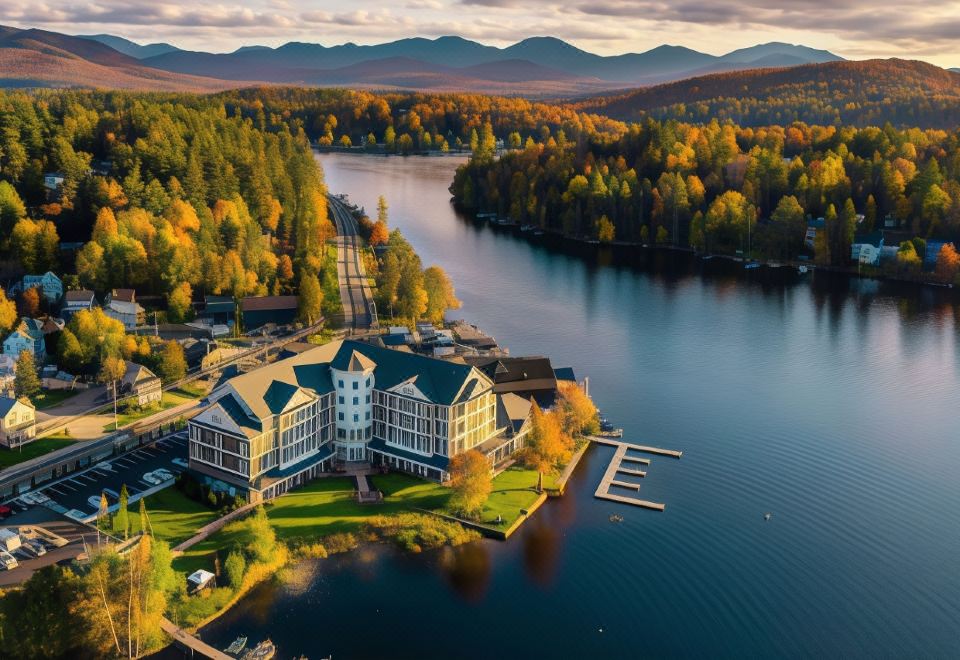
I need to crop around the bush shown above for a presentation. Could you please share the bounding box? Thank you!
[366,513,479,553]
[294,542,328,559]
[224,549,247,588]
[323,532,359,555]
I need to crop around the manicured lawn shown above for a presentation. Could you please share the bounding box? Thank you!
[32,389,81,410]
[478,467,554,528]
[0,437,77,470]
[102,391,198,431]
[141,486,221,546]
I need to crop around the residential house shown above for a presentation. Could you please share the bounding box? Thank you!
[3,319,45,362]
[202,295,235,325]
[805,217,825,250]
[43,172,65,192]
[467,355,561,408]
[0,397,36,448]
[11,272,63,305]
[120,363,162,407]
[40,317,64,336]
[61,289,95,320]
[924,240,952,269]
[188,340,530,502]
[104,289,145,329]
[851,231,884,266]
[241,296,298,331]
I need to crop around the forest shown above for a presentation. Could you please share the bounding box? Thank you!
[450,117,960,281]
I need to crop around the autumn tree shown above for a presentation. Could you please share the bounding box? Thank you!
[113,484,130,540]
[0,287,15,335]
[297,270,323,325]
[18,287,40,318]
[556,381,599,436]
[0,565,84,658]
[167,282,193,323]
[156,341,186,383]
[522,404,573,492]
[935,242,960,283]
[448,449,492,519]
[423,265,461,324]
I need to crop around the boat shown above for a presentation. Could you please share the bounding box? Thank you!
[798,265,808,274]
[609,514,624,523]
[241,639,276,660]
[532,229,545,236]
[764,513,772,521]
[225,636,248,655]
[744,262,760,270]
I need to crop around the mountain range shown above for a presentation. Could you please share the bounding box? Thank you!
[0,25,846,94]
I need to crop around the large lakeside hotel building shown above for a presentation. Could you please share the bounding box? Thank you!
[187,340,534,501]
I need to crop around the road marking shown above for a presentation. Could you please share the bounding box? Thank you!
[114,459,135,467]
[46,486,68,497]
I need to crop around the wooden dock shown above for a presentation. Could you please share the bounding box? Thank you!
[590,436,681,511]
[161,618,231,660]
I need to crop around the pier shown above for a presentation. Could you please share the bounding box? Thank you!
[589,436,682,511]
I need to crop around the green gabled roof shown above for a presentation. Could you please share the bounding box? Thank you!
[292,363,334,394]
[217,393,262,433]
[263,380,300,415]
[332,340,482,405]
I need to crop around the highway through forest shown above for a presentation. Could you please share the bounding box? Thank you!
[328,194,376,330]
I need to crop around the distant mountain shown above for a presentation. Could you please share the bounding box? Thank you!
[80,34,180,59]
[0,26,253,91]
[575,59,960,128]
[140,36,843,87]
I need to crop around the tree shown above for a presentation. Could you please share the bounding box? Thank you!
[57,328,85,374]
[157,341,186,383]
[18,286,40,318]
[14,350,40,400]
[0,287,15,334]
[167,282,193,323]
[423,266,461,324]
[935,242,960,283]
[522,404,573,492]
[0,565,84,658]
[597,215,615,243]
[448,449,492,519]
[0,180,26,245]
[224,548,247,588]
[297,270,323,325]
[114,484,130,540]
[556,381,599,436]
[246,505,277,564]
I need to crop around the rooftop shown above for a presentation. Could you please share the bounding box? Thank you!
[241,295,297,312]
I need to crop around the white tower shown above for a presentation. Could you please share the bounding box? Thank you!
[331,350,376,462]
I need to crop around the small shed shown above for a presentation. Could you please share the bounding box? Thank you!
[0,528,21,553]
[187,569,216,592]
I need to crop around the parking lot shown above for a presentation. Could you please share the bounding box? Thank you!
[37,432,189,519]
[0,432,190,585]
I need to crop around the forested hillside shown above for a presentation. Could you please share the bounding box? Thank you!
[576,60,960,129]
[0,89,334,307]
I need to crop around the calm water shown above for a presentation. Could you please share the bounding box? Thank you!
[200,153,960,658]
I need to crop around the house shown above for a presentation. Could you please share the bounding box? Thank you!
[202,295,235,325]
[241,295,298,331]
[40,317,64,336]
[466,355,561,408]
[3,319,46,362]
[851,231,884,266]
[0,397,36,448]
[61,289,95,320]
[104,289,145,329]
[11,272,63,305]
[186,569,216,593]
[132,323,213,341]
[119,363,162,407]
[187,339,531,502]
[924,240,952,269]
[805,217,825,250]
[43,172,65,192]
[0,355,15,392]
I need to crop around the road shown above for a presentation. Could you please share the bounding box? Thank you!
[328,194,377,330]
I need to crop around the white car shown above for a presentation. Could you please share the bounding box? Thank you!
[171,458,189,469]
[153,469,174,481]
[94,461,113,472]
[142,472,162,485]
[0,550,17,570]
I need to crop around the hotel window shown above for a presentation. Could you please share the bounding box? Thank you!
[365,411,370,420]
[338,396,344,404]
[338,412,344,421]
[338,380,344,387]
[353,381,359,390]
[353,396,359,405]
[353,413,359,422]
[365,377,370,387]
[365,394,370,404]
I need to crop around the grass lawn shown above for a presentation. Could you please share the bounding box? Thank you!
[0,437,77,470]
[32,389,81,410]
[102,391,198,431]
[141,487,221,547]
[478,467,555,529]
[171,382,208,399]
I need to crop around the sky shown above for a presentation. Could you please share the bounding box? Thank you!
[2,0,959,67]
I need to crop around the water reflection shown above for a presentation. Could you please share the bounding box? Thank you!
[439,543,491,602]
[521,521,561,588]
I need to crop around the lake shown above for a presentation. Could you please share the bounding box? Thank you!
[199,152,960,658]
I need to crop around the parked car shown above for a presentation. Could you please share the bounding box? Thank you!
[172,458,189,469]
[143,472,161,485]
[95,461,113,472]
[153,469,174,481]
[26,540,46,557]
[0,550,18,570]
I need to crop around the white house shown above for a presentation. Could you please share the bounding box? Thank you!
[0,396,36,448]
[851,231,884,266]
[120,362,162,407]
[3,319,46,362]
[43,173,65,191]
[104,289,145,329]
[61,289,95,320]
